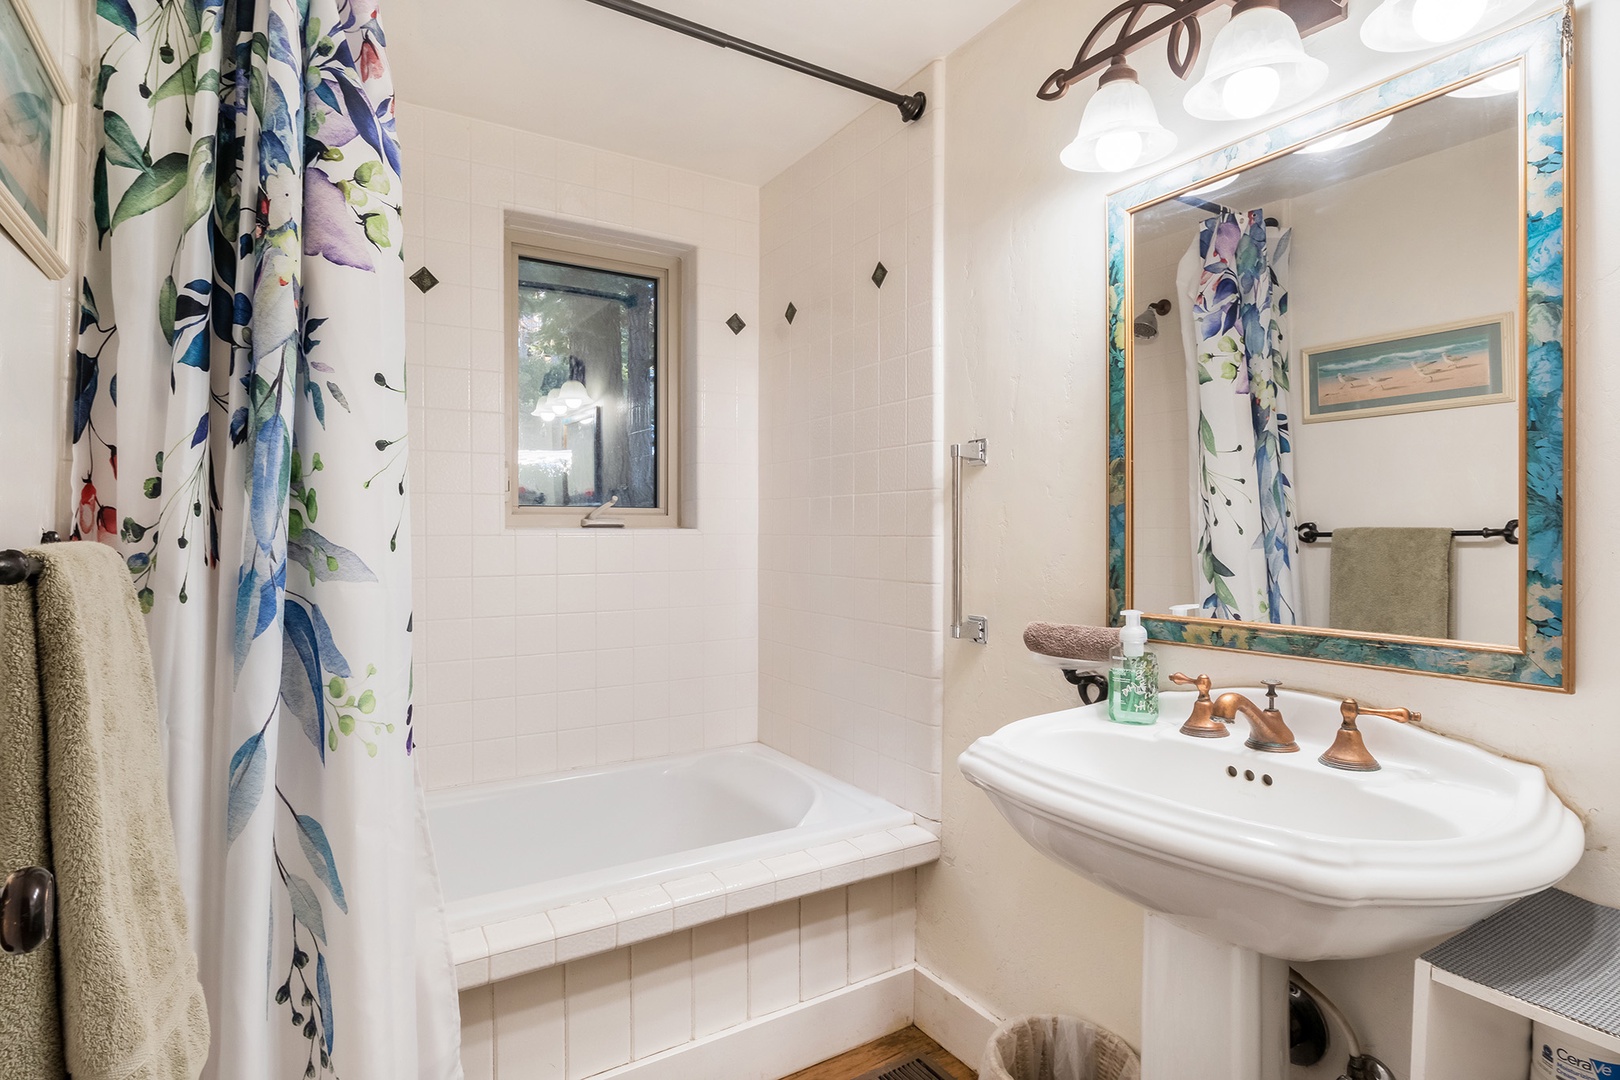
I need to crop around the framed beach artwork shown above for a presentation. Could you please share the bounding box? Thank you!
[1302,315,1514,423]
[0,0,74,279]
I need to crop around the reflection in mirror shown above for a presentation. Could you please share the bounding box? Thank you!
[515,256,661,510]
[1129,65,1522,647]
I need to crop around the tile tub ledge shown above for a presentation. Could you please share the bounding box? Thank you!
[449,821,942,989]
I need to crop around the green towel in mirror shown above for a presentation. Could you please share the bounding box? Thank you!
[1329,527,1454,639]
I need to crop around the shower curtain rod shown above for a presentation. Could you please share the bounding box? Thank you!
[580,0,927,123]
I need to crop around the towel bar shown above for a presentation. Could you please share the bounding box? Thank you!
[1295,519,1519,546]
[1,530,59,958]
[0,529,60,586]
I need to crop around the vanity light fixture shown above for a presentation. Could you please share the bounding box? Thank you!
[1184,0,1330,120]
[559,380,590,409]
[1294,113,1392,153]
[1041,0,1344,173]
[532,387,564,421]
[1360,0,1538,52]
[1061,59,1178,172]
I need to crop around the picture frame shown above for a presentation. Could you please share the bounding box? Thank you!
[1301,315,1515,423]
[0,0,75,279]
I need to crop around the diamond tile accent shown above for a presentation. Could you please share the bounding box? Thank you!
[784,302,797,325]
[409,266,440,293]
[871,262,888,288]
[726,313,746,335]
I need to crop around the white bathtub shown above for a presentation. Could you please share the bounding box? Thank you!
[429,744,915,933]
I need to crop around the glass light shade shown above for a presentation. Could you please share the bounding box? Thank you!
[1446,67,1520,98]
[560,380,589,408]
[1360,0,1538,52]
[1060,74,1176,174]
[1295,115,1392,154]
[1184,5,1329,122]
[1188,175,1237,197]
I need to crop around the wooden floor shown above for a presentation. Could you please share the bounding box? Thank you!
[780,1026,976,1080]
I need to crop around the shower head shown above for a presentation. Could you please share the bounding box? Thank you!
[1134,299,1172,340]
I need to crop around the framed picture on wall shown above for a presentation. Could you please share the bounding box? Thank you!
[0,0,75,279]
[1301,315,1515,423]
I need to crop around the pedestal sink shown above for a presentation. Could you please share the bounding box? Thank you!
[959,687,1583,1079]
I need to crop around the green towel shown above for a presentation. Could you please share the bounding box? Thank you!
[23,542,210,1080]
[0,573,64,1078]
[1329,527,1454,639]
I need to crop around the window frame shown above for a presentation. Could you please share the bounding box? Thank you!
[504,225,683,529]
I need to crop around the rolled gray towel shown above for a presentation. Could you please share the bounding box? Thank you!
[1023,622,1122,664]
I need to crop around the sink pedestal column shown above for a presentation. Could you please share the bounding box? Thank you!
[1140,914,1290,1080]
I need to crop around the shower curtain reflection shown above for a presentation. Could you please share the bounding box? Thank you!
[1176,210,1301,624]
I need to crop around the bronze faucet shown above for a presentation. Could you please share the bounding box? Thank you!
[1169,675,1299,753]
[1319,699,1422,772]
[1169,673,1223,738]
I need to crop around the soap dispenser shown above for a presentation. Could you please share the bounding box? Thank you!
[1108,610,1159,725]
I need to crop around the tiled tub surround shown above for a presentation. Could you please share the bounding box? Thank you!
[459,873,921,1080]
[431,746,937,989]
[396,102,762,791]
[758,64,946,823]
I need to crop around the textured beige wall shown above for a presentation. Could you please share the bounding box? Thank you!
[922,0,1620,1070]
[0,0,86,540]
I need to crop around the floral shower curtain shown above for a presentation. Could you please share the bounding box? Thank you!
[1176,210,1301,623]
[71,1,460,1077]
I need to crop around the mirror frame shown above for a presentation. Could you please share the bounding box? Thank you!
[1105,8,1574,691]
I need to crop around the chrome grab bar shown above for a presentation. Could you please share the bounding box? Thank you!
[951,439,989,644]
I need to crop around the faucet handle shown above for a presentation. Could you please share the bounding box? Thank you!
[1319,699,1421,772]
[1170,673,1228,739]
[1170,672,1212,699]
[1353,702,1421,726]
[1261,679,1282,710]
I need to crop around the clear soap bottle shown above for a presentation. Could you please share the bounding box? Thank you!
[1108,610,1159,725]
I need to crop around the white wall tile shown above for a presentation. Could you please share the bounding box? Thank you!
[459,987,495,1080]
[401,101,761,790]
[892,868,917,969]
[564,948,632,1080]
[494,966,565,1080]
[798,887,849,1001]
[756,69,944,822]
[847,875,895,983]
[747,901,802,1018]
[691,915,749,1037]
[630,930,694,1059]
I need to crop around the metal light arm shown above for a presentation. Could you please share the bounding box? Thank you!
[1038,0,1346,101]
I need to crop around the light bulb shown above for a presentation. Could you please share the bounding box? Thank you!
[1296,115,1392,155]
[1412,0,1487,42]
[1222,66,1282,120]
[1059,60,1175,173]
[539,408,556,421]
[1093,131,1144,173]
[560,380,588,408]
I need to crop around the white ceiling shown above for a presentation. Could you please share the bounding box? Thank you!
[385,0,1023,185]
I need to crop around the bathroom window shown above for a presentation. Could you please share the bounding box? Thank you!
[505,227,682,527]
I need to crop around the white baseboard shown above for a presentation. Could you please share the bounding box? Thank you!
[913,966,1002,1071]
[582,965,1000,1080]
[593,968,915,1080]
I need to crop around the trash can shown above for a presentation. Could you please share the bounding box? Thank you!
[979,1015,1141,1080]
